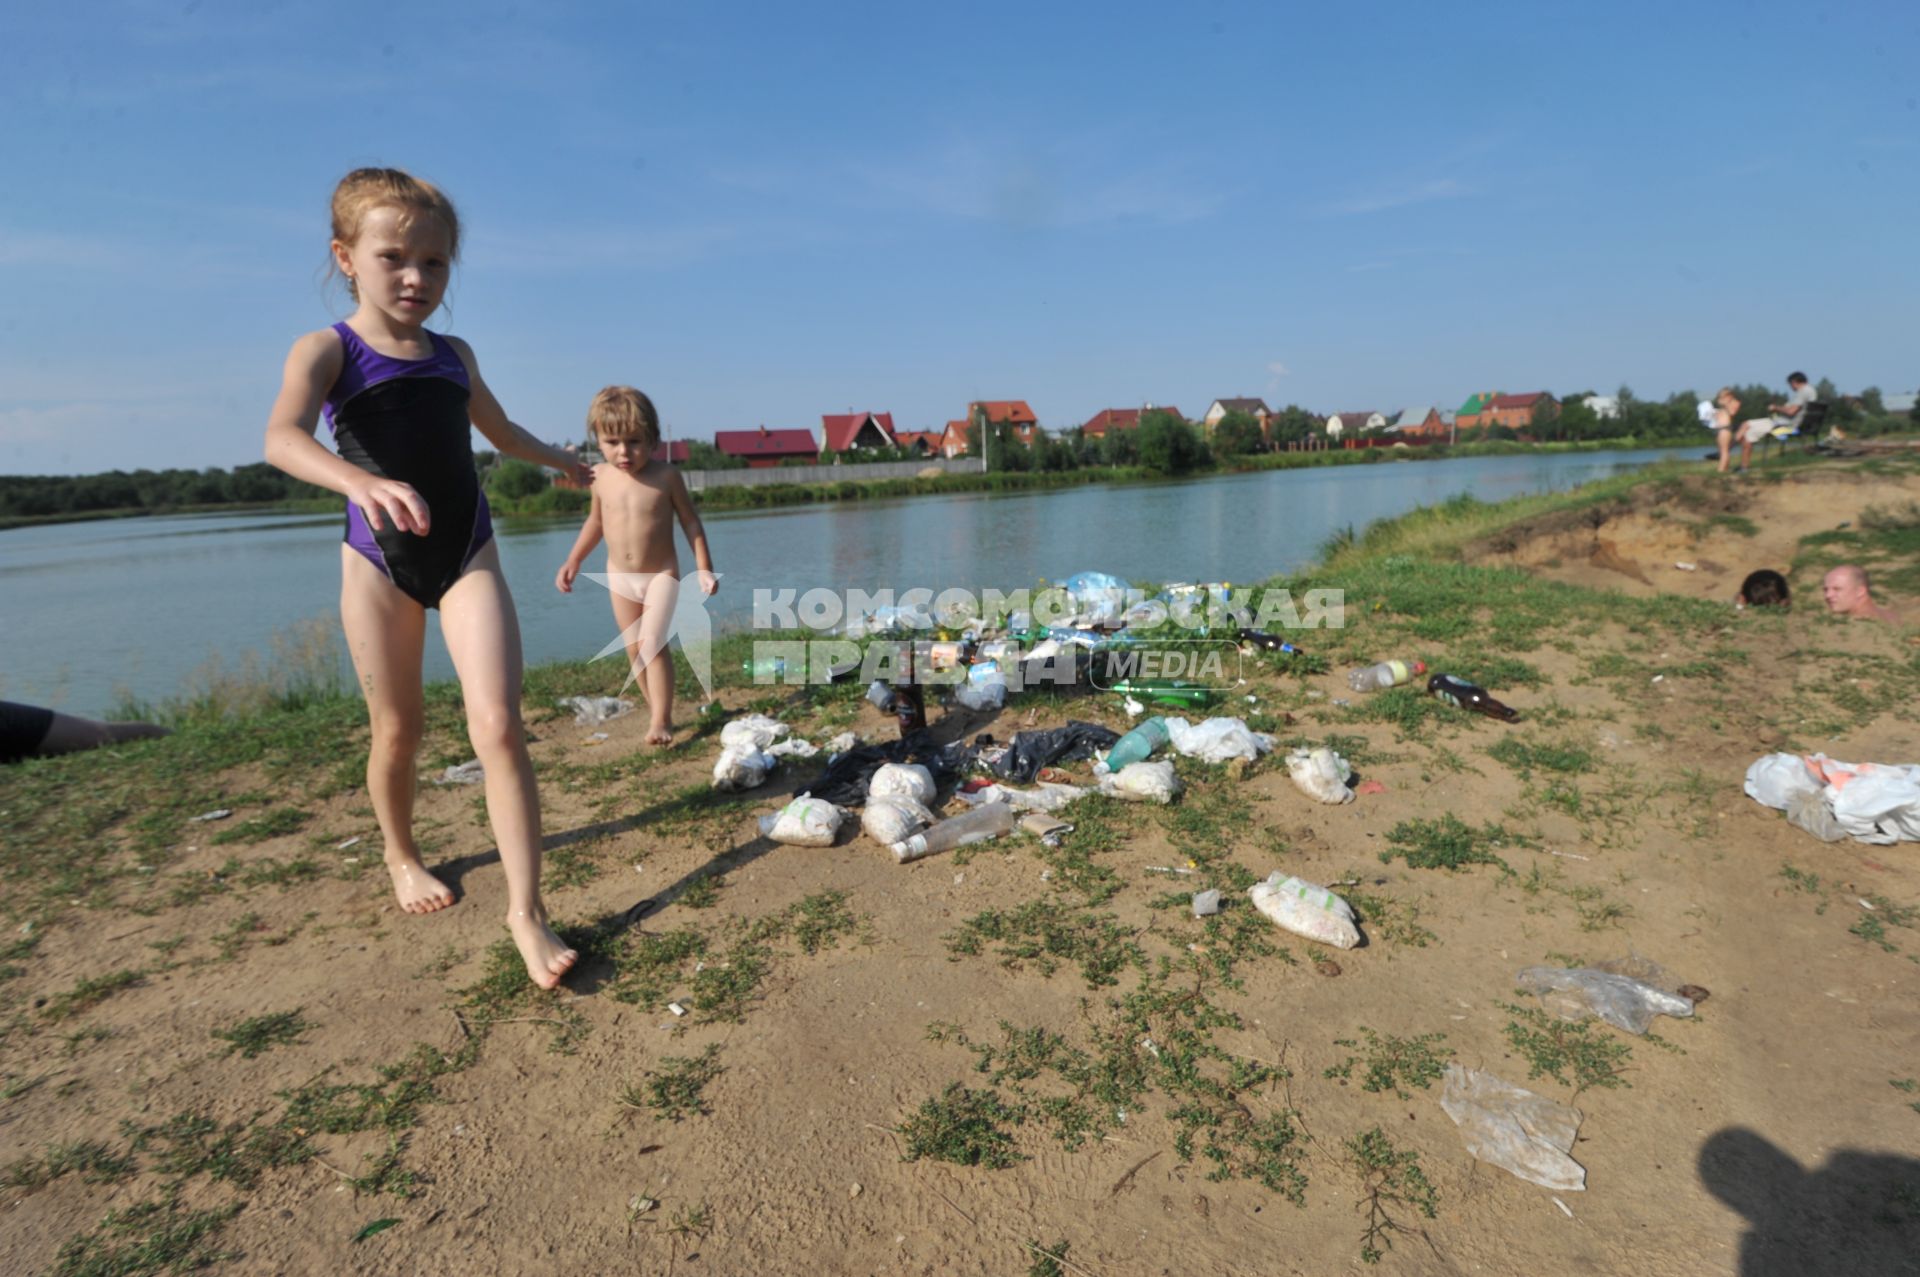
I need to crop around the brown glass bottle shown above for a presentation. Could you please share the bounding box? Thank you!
[1427,673,1519,722]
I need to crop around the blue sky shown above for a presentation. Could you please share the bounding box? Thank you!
[1,0,1914,474]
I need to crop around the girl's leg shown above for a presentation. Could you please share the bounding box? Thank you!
[638,573,679,744]
[1716,427,1733,472]
[339,547,452,914]
[438,543,577,989]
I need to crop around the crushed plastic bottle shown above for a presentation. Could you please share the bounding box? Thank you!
[1427,673,1519,722]
[891,802,1017,863]
[1347,659,1427,692]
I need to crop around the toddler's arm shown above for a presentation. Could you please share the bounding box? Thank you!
[669,471,717,594]
[556,487,603,593]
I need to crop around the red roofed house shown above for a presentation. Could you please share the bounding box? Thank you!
[893,430,943,456]
[969,400,1039,446]
[1081,405,1186,438]
[653,441,690,465]
[939,419,970,458]
[712,425,819,468]
[1482,392,1557,431]
[819,411,898,453]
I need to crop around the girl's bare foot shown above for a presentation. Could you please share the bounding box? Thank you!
[386,852,455,914]
[507,909,579,990]
[645,717,673,746]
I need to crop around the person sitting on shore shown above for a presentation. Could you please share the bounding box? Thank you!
[1,700,170,765]
[1821,565,1898,623]
[1736,371,1815,471]
[1737,569,1790,610]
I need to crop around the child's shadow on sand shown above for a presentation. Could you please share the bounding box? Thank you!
[1700,1127,1920,1276]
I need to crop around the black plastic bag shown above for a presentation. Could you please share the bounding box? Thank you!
[991,720,1119,784]
[809,737,973,807]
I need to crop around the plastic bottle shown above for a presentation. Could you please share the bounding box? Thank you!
[892,802,1017,863]
[1347,658,1427,692]
[1239,629,1304,655]
[1427,673,1519,722]
[742,656,788,681]
[1104,716,1170,771]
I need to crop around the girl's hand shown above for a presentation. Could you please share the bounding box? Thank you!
[556,560,579,593]
[350,478,430,535]
[697,570,719,596]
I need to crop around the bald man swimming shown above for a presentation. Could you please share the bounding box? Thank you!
[1822,565,1899,623]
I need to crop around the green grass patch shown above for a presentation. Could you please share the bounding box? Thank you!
[1381,814,1522,872]
[1349,1126,1439,1265]
[622,1043,726,1122]
[898,1084,1024,1169]
[212,1009,312,1059]
[1501,1003,1633,1095]
[1323,1029,1454,1099]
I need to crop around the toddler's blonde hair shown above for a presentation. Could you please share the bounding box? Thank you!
[328,167,461,302]
[588,386,661,453]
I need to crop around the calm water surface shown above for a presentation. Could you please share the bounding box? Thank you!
[0,450,1680,715]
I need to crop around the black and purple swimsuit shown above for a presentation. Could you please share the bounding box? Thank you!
[322,321,494,609]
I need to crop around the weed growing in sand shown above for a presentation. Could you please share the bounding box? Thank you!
[1380,814,1521,872]
[1323,1029,1453,1099]
[785,891,861,955]
[688,941,770,1023]
[343,1134,418,1198]
[1486,735,1594,780]
[1026,1239,1073,1277]
[623,1043,725,1122]
[1348,1127,1438,1265]
[1890,1077,1920,1117]
[606,928,708,1011]
[122,1112,311,1190]
[212,1009,312,1059]
[1341,886,1437,949]
[898,1084,1024,1169]
[946,902,1144,987]
[42,968,143,1022]
[1501,1004,1632,1096]
[209,807,310,845]
[1032,794,1131,905]
[678,873,723,909]
[51,1198,243,1277]
[3,1140,138,1189]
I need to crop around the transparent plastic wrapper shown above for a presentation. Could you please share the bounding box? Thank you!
[954,663,1008,711]
[892,802,1017,863]
[824,731,860,758]
[960,781,1087,813]
[720,714,789,752]
[1063,571,1130,627]
[557,696,633,726]
[861,795,935,845]
[1163,716,1275,764]
[1286,746,1354,805]
[436,759,485,785]
[1097,759,1181,805]
[714,747,775,793]
[1248,873,1360,949]
[1438,1065,1585,1192]
[1785,791,1847,842]
[868,762,936,805]
[757,795,846,847]
[1515,966,1695,1035]
[1191,889,1222,918]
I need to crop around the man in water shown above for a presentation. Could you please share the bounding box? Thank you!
[1821,565,1899,623]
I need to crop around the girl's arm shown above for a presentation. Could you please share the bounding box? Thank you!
[446,337,591,484]
[556,485,603,593]
[669,470,717,595]
[263,330,430,533]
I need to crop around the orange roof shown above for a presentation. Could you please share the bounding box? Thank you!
[970,399,1037,425]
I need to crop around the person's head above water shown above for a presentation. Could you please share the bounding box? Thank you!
[327,168,461,321]
[1822,565,1895,621]
[1738,569,1790,609]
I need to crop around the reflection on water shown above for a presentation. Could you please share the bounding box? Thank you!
[0,449,1681,715]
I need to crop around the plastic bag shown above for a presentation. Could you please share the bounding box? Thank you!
[1063,571,1130,627]
[954,663,1008,711]
[1515,966,1695,1035]
[435,759,485,785]
[1286,746,1354,805]
[766,737,819,758]
[869,762,936,805]
[1164,716,1275,764]
[861,795,935,845]
[1744,751,1920,844]
[1785,790,1847,842]
[758,795,845,847]
[713,747,775,792]
[1248,873,1360,949]
[1743,753,1821,808]
[720,714,788,752]
[991,721,1120,784]
[959,781,1087,813]
[1097,759,1181,804]
[824,731,860,757]
[1438,1065,1585,1192]
[811,739,975,808]
[1191,889,1222,918]
[557,696,633,727]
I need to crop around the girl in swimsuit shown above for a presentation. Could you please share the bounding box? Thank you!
[263,168,586,990]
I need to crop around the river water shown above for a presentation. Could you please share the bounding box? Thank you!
[0,449,1680,715]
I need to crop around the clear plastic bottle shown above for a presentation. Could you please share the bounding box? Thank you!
[892,802,1017,863]
[1104,716,1170,771]
[1346,658,1427,692]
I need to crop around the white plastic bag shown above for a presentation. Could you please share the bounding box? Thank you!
[861,795,935,845]
[825,731,860,758]
[1439,1065,1585,1192]
[713,747,775,792]
[1744,752,1920,844]
[435,759,485,785]
[1286,746,1354,805]
[1743,753,1821,809]
[758,795,846,847]
[1515,966,1695,1035]
[1097,759,1181,804]
[556,695,633,726]
[960,781,1088,813]
[766,737,819,758]
[868,763,936,805]
[720,714,789,752]
[1164,716,1276,764]
[1248,872,1360,949]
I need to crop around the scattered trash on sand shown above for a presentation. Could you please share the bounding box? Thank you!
[861,795,935,845]
[993,721,1121,784]
[1249,873,1360,949]
[336,836,362,850]
[1439,1064,1585,1192]
[1286,746,1354,805]
[1745,751,1920,844]
[1097,759,1181,804]
[868,762,936,806]
[1163,716,1275,764]
[435,760,485,785]
[892,802,1016,864]
[1515,964,1695,1035]
[556,695,632,726]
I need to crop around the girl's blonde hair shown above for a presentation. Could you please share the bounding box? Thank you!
[588,386,661,453]
[327,167,461,302]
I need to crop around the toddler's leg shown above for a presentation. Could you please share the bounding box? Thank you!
[610,592,648,708]
[639,573,680,744]
[340,547,453,915]
[440,544,576,989]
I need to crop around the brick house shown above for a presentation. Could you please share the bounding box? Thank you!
[1081,405,1185,438]
[968,400,1039,446]
[553,439,689,488]
[1388,407,1449,442]
[1454,392,1498,431]
[1483,392,1556,430]
[820,411,899,453]
[712,425,819,468]
[1203,397,1270,438]
[893,431,943,456]
[937,420,970,458]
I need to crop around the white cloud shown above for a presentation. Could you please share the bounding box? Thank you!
[1266,361,1290,378]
